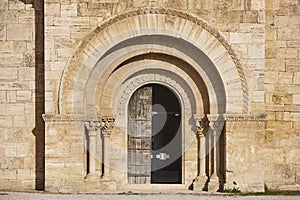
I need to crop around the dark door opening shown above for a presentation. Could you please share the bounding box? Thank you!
[127,84,182,184]
[151,84,182,184]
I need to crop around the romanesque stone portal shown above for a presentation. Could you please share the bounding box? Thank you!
[0,0,299,194]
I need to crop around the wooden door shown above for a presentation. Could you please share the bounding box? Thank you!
[128,84,182,184]
[128,86,152,184]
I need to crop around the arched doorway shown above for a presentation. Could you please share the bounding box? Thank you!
[127,84,182,184]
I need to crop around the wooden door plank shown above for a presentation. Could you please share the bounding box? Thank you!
[128,86,152,184]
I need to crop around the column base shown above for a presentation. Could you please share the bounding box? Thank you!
[193,176,208,191]
[100,180,117,191]
[101,175,109,180]
[208,175,220,192]
[85,172,99,180]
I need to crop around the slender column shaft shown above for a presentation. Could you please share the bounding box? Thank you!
[199,134,206,177]
[101,133,110,179]
[89,132,97,173]
[100,117,115,180]
[211,130,219,178]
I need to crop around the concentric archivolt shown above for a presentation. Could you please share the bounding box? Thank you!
[92,7,248,113]
[59,7,249,114]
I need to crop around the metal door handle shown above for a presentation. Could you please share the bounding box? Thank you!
[156,153,170,160]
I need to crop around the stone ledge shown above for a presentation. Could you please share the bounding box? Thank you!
[42,114,102,122]
[199,113,267,122]
[224,113,267,121]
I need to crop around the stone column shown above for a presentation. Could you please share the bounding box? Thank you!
[100,117,115,180]
[85,120,101,179]
[193,115,209,191]
[207,114,225,192]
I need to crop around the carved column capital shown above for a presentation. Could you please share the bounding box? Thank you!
[195,115,209,137]
[207,114,225,137]
[84,120,101,136]
[101,117,115,137]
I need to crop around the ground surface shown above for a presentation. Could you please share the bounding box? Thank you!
[0,192,299,200]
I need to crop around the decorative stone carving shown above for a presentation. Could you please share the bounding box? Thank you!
[195,115,209,137]
[85,120,101,136]
[100,117,115,137]
[117,73,191,118]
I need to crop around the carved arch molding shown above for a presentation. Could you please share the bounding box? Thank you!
[58,7,249,115]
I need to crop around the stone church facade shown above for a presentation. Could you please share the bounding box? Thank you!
[0,0,299,193]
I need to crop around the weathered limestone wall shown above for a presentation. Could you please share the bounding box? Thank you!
[0,0,44,190]
[44,120,91,193]
[264,0,300,190]
[225,120,266,192]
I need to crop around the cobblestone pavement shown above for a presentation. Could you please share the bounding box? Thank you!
[0,192,299,200]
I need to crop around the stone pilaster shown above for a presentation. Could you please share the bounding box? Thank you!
[84,120,101,180]
[207,114,225,192]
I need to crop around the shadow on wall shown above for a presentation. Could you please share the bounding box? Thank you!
[20,0,45,190]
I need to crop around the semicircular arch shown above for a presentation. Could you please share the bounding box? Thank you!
[59,7,248,115]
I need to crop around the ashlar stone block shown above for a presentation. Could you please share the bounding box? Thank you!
[278,48,298,58]
[16,90,32,102]
[61,3,77,17]
[293,94,300,105]
[7,24,32,41]
[8,0,25,10]
[266,0,280,10]
[252,91,265,103]
[0,67,17,80]
[0,0,8,10]
[2,169,17,179]
[0,24,6,40]
[0,41,13,52]
[0,116,13,127]
[291,26,300,40]
[45,3,61,17]
[251,0,265,11]
[248,44,264,58]
[0,91,6,103]
[17,169,31,180]
[293,72,300,84]
[229,32,252,43]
